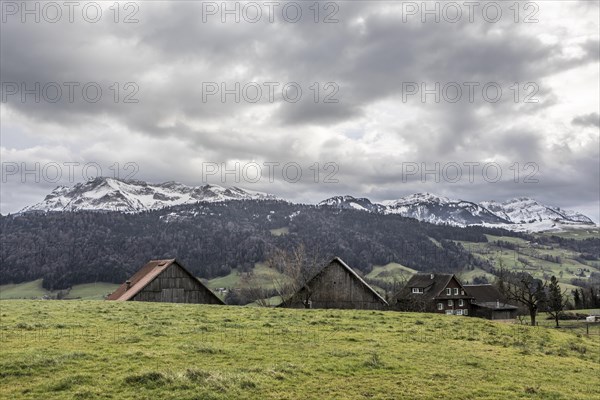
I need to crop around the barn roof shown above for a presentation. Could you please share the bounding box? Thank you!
[106,259,223,303]
[285,257,388,306]
[333,257,389,305]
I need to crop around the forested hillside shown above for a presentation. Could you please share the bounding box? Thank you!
[0,200,528,290]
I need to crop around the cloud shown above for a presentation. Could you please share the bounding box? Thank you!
[1,1,598,222]
[572,112,600,128]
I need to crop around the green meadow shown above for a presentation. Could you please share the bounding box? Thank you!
[204,263,288,291]
[0,281,118,301]
[1,300,598,400]
[455,234,600,291]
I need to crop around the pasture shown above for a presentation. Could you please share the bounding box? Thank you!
[1,300,599,399]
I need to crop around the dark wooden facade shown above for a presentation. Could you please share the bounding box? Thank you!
[280,257,388,310]
[395,274,473,315]
[107,259,224,305]
[396,276,519,319]
[464,284,518,320]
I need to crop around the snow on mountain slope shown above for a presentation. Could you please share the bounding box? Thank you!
[320,193,595,231]
[480,198,594,225]
[20,177,277,213]
[19,179,595,232]
[381,193,510,226]
[318,195,384,213]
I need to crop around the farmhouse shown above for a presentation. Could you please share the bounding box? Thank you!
[107,259,224,304]
[463,284,518,320]
[280,257,389,310]
[394,274,473,315]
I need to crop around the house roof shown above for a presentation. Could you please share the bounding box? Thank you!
[106,259,223,303]
[463,284,517,309]
[395,273,458,301]
[463,284,506,303]
[281,257,388,306]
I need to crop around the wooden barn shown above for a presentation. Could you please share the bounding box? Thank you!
[463,284,518,320]
[279,257,388,310]
[107,259,224,304]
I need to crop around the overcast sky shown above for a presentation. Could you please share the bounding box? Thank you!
[1,1,599,221]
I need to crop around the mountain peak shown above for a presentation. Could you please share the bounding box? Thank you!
[318,195,382,212]
[322,192,594,231]
[21,177,276,213]
[19,181,595,232]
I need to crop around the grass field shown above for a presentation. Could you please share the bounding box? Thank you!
[0,279,48,300]
[269,227,289,236]
[456,267,498,284]
[205,263,289,291]
[366,263,418,283]
[539,227,600,240]
[0,281,118,300]
[1,300,598,400]
[456,234,599,292]
[64,283,120,300]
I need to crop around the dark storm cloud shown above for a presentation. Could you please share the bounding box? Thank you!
[1,1,598,220]
[572,113,600,128]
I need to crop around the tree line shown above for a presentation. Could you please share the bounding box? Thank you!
[0,200,526,290]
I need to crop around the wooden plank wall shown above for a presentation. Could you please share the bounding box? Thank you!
[132,264,221,304]
[284,262,386,310]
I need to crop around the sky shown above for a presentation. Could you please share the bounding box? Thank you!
[1,1,599,221]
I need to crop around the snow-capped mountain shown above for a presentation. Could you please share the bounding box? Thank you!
[381,193,510,225]
[478,198,595,231]
[19,178,595,232]
[318,195,385,213]
[319,192,595,231]
[20,177,276,213]
[480,198,594,225]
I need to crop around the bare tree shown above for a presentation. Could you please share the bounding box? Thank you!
[239,272,271,307]
[497,268,547,326]
[267,243,328,308]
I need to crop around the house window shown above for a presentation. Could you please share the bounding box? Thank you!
[458,299,464,307]
[446,288,452,296]
[412,288,424,294]
[456,309,463,316]
[448,299,454,306]
[453,288,459,295]
[461,289,465,295]
[463,309,469,316]
[445,310,453,315]
[437,303,444,311]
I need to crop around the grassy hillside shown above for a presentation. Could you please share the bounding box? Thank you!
[456,234,599,291]
[63,283,120,300]
[1,301,598,400]
[0,279,48,299]
[366,263,418,283]
[539,227,600,240]
[0,281,118,300]
[205,263,289,291]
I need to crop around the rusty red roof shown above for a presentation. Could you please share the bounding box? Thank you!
[106,259,223,303]
[107,259,176,301]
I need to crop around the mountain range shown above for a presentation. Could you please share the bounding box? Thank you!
[20,177,275,213]
[318,194,595,231]
[19,177,595,232]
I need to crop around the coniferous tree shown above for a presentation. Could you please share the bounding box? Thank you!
[547,276,567,327]
[573,289,582,309]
